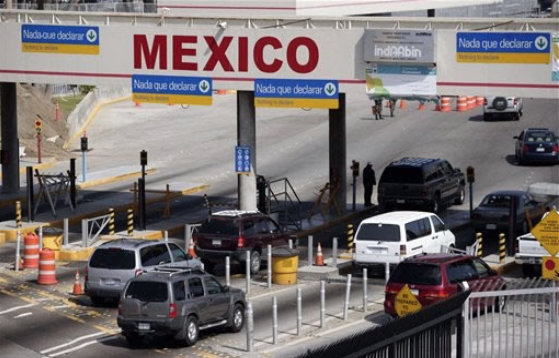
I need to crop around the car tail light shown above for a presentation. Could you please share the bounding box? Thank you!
[169,303,177,318]
[237,237,245,248]
[513,98,518,106]
[483,98,488,105]
[400,245,407,256]
[523,144,529,153]
[385,286,399,295]
[134,269,143,277]
[84,266,88,283]
[552,144,558,153]
[421,288,451,301]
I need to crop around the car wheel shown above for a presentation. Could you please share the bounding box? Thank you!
[431,194,441,213]
[492,97,507,111]
[454,186,465,205]
[123,332,143,347]
[183,315,199,347]
[249,250,261,275]
[227,303,245,333]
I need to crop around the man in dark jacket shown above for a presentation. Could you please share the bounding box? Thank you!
[363,162,376,207]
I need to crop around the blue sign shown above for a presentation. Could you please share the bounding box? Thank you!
[456,32,550,64]
[254,79,339,109]
[21,24,99,54]
[235,146,251,173]
[132,74,212,105]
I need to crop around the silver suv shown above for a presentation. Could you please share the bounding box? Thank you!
[117,266,245,347]
[483,96,523,121]
[85,239,203,304]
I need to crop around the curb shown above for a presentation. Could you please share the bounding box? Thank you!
[76,168,156,189]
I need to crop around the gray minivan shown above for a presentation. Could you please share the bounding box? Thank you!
[85,239,203,304]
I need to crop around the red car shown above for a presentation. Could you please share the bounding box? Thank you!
[384,253,506,317]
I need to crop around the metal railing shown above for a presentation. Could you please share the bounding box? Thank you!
[267,177,303,230]
[81,212,112,247]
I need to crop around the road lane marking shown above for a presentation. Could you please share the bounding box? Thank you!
[40,332,105,354]
[46,335,118,357]
[14,312,33,318]
[0,303,36,315]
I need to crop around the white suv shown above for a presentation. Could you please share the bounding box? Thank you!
[483,96,523,121]
[353,211,456,268]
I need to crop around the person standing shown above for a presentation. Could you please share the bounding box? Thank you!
[389,98,396,117]
[373,98,383,120]
[363,162,376,207]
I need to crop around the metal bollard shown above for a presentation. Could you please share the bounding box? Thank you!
[267,244,272,288]
[246,301,253,352]
[307,235,313,266]
[63,218,69,246]
[108,208,115,235]
[245,251,251,296]
[225,256,230,287]
[476,232,483,257]
[288,238,293,249]
[15,201,22,228]
[347,224,354,254]
[296,287,302,335]
[498,233,506,263]
[164,230,168,242]
[127,208,134,236]
[363,268,368,312]
[332,237,338,266]
[272,296,278,344]
[15,230,21,271]
[320,280,326,328]
[343,274,352,320]
[185,224,191,253]
[81,219,87,247]
[39,225,43,251]
[385,261,390,283]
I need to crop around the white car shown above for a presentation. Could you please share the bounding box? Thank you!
[353,211,456,268]
[483,96,523,121]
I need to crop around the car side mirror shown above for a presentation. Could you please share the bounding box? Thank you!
[513,136,519,139]
[222,286,230,293]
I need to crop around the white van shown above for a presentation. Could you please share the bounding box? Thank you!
[354,211,455,267]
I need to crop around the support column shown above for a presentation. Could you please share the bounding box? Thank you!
[237,91,257,211]
[328,93,346,215]
[1,82,20,193]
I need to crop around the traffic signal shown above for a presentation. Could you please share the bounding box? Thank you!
[34,115,43,135]
[80,136,88,152]
[140,150,148,166]
[466,166,475,183]
[351,160,360,177]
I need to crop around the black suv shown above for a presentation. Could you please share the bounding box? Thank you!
[117,266,245,347]
[377,158,465,213]
[192,210,292,274]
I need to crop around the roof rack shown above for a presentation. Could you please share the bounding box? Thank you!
[146,265,203,276]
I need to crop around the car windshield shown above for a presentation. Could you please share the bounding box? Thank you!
[198,219,239,235]
[89,248,135,269]
[480,194,513,207]
[390,263,441,285]
[380,167,424,184]
[526,131,555,143]
[125,281,168,302]
[356,223,400,242]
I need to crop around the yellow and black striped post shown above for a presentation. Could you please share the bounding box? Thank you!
[127,208,134,236]
[108,208,115,235]
[476,232,483,257]
[498,233,506,264]
[15,201,22,228]
[347,224,354,254]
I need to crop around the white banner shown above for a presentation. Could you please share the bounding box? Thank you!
[552,33,559,82]
[365,65,437,98]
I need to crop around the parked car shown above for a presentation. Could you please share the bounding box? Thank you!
[85,239,203,304]
[192,210,293,274]
[353,211,456,268]
[514,128,559,165]
[483,96,523,121]
[471,190,545,237]
[384,253,506,317]
[377,157,465,213]
[117,266,245,347]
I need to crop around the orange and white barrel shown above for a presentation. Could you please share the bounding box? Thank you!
[38,249,57,285]
[440,97,451,112]
[456,97,467,112]
[467,96,476,110]
[23,232,40,269]
[476,96,485,106]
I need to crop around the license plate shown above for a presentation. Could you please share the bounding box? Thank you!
[536,147,545,152]
[396,199,405,204]
[410,289,419,295]
[486,224,497,230]
[138,323,150,331]
[212,240,221,246]
[101,279,115,285]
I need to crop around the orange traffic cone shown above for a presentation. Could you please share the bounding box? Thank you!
[134,101,141,107]
[188,242,196,258]
[399,99,406,109]
[72,270,83,295]
[418,102,425,110]
[315,242,324,266]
